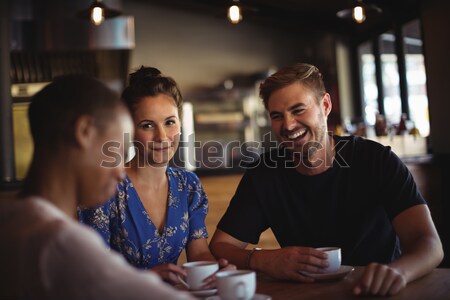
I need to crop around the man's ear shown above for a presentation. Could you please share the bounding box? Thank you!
[322,93,332,118]
[74,115,97,149]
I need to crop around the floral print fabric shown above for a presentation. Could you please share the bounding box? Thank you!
[79,168,209,269]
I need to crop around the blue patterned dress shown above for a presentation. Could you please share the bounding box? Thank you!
[78,168,209,269]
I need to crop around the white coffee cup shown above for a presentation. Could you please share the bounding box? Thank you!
[216,270,256,300]
[316,247,341,273]
[178,261,219,290]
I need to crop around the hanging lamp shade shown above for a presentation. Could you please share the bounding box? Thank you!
[336,0,382,24]
[228,0,243,24]
[77,0,121,25]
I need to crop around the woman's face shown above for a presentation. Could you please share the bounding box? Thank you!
[79,106,134,208]
[132,94,181,167]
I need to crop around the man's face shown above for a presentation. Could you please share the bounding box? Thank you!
[267,82,331,157]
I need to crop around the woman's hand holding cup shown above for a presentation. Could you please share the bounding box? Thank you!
[201,258,237,289]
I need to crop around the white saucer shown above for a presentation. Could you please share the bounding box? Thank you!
[205,294,271,300]
[190,288,217,297]
[300,265,355,281]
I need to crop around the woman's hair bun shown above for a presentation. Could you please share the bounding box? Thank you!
[129,66,162,86]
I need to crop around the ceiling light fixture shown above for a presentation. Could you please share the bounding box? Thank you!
[77,0,121,26]
[352,5,365,23]
[228,0,243,24]
[337,0,382,24]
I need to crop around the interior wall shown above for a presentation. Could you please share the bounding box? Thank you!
[422,0,450,154]
[421,0,450,267]
[123,1,322,94]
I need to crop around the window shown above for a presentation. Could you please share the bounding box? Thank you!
[403,20,429,136]
[359,19,429,137]
[359,41,377,125]
[379,32,402,126]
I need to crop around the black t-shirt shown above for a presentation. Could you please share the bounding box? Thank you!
[217,135,426,266]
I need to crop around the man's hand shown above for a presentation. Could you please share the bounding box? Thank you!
[254,246,329,282]
[353,263,407,296]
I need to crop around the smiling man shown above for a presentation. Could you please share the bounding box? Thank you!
[210,63,443,297]
[266,74,332,174]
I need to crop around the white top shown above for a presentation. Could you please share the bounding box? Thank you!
[0,196,194,300]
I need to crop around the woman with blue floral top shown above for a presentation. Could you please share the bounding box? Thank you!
[79,66,234,287]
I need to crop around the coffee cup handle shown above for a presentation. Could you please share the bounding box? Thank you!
[235,281,246,300]
[177,275,189,290]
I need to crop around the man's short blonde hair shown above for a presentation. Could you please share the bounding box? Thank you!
[259,63,326,109]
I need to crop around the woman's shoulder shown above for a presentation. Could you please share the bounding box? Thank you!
[3,196,103,250]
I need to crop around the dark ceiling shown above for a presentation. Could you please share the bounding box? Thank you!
[149,0,430,40]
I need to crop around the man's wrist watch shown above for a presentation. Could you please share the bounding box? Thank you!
[246,247,262,270]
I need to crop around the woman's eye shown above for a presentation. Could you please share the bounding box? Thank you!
[141,123,154,129]
[166,119,176,126]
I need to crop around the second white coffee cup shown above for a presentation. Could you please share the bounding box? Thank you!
[216,270,256,300]
[179,261,219,290]
[316,247,341,273]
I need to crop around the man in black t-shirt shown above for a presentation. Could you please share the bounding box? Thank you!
[210,63,443,297]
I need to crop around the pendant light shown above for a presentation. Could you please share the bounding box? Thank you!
[77,0,121,26]
[337,0,382,24]
[228,0,243,24]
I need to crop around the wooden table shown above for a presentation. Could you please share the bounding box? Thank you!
[256,267,450,300]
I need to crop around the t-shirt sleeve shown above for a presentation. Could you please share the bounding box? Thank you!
[77,197,115,248]
[42,223,194,300]
[378,145,426,220]
[186,171,209,242]
[217,169,269,244]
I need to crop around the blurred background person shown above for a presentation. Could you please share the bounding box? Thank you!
[0,75,193,299]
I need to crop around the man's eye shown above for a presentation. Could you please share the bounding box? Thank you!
[293,109,304,115]
[270,115,282,120]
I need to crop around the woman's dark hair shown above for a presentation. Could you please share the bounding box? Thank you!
[28,74,122,149]
[259,63,326,109]
[121,66,183,118]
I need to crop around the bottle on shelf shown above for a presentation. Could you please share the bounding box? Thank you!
[396,113,408,135]
[375,113,388,136]
[409,121,420,139]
